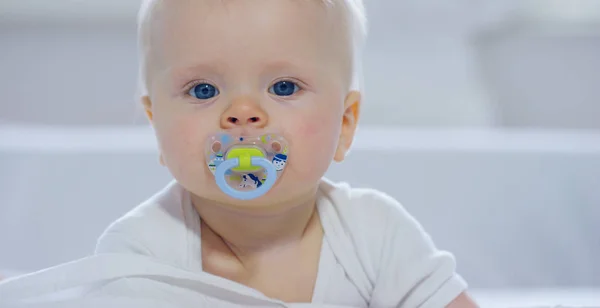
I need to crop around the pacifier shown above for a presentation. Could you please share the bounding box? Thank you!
[205,133,290,200]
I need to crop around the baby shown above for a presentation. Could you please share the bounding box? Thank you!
[0,0,476,307]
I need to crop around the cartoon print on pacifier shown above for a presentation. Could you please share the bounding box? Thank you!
[208,153,224,172]
[239,173,264,189]
[205,133,290,200]
[272,154,288,171]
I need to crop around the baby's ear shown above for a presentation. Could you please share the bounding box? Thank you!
[334,91,361,162]
[141,96,154,122]
[141,95,165,166]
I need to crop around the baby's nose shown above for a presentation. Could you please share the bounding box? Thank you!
[220,97,268,129]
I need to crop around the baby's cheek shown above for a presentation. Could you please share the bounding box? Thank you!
[156,117,206,169]
[154,117,218,194]
[284,115,339,181]
[293,113,340,139]
[296,120,322,137]
[158,120,188,150]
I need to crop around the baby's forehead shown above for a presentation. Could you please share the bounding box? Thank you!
[141,0,348,48]
[141,0,341,35]
[138,0,357,92]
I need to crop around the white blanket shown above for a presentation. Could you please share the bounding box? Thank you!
[0,253,332,307]
[3,256,600,307]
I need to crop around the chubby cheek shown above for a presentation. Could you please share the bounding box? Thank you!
[153,113,213,191]
[283,112,341,185]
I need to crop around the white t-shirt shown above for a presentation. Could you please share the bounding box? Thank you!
[0,179,467,307]
[95,178,467,307]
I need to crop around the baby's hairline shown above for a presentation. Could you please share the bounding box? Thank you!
[136,0,367,98]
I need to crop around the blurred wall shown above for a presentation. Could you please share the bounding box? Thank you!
[1,0,598,128]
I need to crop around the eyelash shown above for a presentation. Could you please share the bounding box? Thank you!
[182,79,308,97]
[183,80,216,96]
[271,78,305,89]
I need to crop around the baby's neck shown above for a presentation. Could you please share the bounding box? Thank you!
[191,191,320,257]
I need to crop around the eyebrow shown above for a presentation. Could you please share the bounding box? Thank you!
[162,58,321,90]
[163,62,228,88]
[260,59,318,74]
[167,62,227,80]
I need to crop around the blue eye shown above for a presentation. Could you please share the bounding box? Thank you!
[189,83,219,100]
[269,81,300,97]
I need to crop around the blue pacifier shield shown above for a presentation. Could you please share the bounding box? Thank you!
[206,133,289,200]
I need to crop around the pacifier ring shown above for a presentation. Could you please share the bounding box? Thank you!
[205,133,290,200]
[215,156,277,200]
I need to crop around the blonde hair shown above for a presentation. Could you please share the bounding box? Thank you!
[136,0,367,96]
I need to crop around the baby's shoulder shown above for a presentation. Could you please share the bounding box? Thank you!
[319,178,436,263]
[95,181,190,258]
[320,178,414,229]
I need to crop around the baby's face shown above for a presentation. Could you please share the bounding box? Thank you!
[143,0,360,206]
